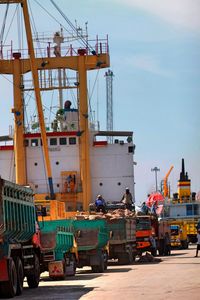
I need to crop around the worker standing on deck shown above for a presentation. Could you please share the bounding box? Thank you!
[95,194,106,213]
[195,229,200,257]
[121,187,133,211]
[141,202,149,215]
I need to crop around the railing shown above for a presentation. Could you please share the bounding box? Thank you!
[0,35,109,60]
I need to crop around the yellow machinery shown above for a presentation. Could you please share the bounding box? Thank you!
[170,222,188,249]
[163,166,174,198]
[186,220,198,243]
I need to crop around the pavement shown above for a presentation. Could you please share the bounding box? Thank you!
[1,245,199,300]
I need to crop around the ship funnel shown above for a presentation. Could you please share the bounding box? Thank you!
[180,158,185,181]
[179,158,190,182]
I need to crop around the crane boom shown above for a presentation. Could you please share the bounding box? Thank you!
[163,166,174,198]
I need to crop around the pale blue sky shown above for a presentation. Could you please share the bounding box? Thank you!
[0,0,200,203]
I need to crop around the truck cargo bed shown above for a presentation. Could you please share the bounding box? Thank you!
[0,178,35,243]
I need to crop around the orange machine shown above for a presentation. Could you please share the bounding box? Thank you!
[136,216,152,254]
[163,166,174,198]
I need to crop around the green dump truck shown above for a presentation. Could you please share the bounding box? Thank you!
[107,216,137,264]
[73,219,109,273]
[0,178,40,298]
[39,219,78,279]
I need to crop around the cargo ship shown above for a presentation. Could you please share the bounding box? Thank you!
[162,159,200,245]
[0,0,136,217]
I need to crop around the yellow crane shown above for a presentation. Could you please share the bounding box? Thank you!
[163,165,174,198]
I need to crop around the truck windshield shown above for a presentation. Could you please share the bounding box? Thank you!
[171,227,179,236]
[136,219,151,230]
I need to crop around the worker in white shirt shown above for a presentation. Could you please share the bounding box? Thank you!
[195,229,200,257]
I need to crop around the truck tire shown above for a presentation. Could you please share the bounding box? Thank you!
[104,251,108,271]
[27,254,40,288]
[66,254,77,277]
[1,258,17,298]
[181,240,188,249]
[118,249,133,265]
[91,253,105,273]
[14,257,24,295]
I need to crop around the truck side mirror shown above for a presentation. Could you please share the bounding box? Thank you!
[77,230,81,238]
[109,231,113,238]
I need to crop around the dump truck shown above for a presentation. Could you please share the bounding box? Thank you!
[107,216,137,264]
[136,215,171,256]
[170,225,182,248]
[186,220,198,243]
[89,203,136,264]
[169,221,188,249]
[136,215,152,254]
[39,219,78,279]
[0,178,40,298]
[73,219,109,273]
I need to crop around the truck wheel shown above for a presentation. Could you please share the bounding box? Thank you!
[14,257,24,295]
[91,254,105,273]
[1,258,17,298]
[27,254,40,288]
[118,250,133,265]
[104,252,108,271]
[67,254,77,276]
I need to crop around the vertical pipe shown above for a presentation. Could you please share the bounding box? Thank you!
[13,52,27,185]
[78,51,91,211]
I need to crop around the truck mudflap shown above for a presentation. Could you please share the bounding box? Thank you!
[49,261,65,278]
[0,258,9,281]
[49,257,76,279]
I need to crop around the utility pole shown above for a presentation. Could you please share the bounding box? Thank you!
[151,167,160,192]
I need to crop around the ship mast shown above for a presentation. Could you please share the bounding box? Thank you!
[0,0,110,209]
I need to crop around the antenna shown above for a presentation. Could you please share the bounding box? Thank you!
[105,69,114,143]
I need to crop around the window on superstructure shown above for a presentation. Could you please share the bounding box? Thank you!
[194,204,198,215]
[24,139,29,147]
[186,204,193,216]
[128,146,133,153]
[69,137,76,145]
[50,138,57,146]
[31,139,38,147]
[59,137,67,145]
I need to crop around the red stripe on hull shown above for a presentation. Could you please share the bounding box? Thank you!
[0,145,14,151]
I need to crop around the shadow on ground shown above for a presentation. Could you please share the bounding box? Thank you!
[0,284,95,300]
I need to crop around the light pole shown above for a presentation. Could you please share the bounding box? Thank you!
[133,161,137,203]
[151,167,160,192]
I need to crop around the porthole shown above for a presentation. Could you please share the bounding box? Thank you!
[69,137,76,145]
[50,138,57,146]
[59,137,67,145]
[31,139,38,147]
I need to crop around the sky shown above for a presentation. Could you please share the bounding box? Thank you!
[0,0,200,204]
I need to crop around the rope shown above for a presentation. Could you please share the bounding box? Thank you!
[33,0,72,36]
[0,4,9,43]
[1,5,18,45]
